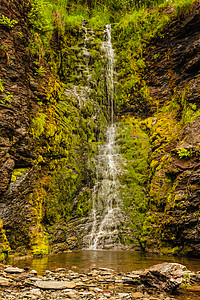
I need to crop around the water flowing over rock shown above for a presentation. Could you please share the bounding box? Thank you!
[85,25,128,249]
[101,24,116,124]
[88,124,127,249]
[1,0,199,258]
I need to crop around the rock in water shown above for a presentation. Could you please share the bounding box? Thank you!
[140,262,188,293]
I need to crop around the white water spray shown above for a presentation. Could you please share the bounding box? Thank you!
[101,24,115,124]
[88,25,125,249]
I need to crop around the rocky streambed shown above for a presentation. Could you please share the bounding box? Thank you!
[0,262,200,299]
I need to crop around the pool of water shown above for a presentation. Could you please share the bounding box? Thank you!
[10,250,200,275]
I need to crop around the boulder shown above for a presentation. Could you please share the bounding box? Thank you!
[140,262,188,293]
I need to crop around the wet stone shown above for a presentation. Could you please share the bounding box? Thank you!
[29,270,37,276]
[35,280,76,289]
[4,267,24,274]
[122,276,140,284]
[0,277,11,286]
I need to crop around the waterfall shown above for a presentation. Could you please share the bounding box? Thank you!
[88,25,126,249]
[101,24,115,124]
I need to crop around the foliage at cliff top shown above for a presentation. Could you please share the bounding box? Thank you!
[30,0,195,40]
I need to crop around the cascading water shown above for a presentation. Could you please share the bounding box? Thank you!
[88,25,126,249]
[101,24,115,124]
[89,124,126,249]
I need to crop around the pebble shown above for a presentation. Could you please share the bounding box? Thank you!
[35,280,77,289]
[29,270,37,276]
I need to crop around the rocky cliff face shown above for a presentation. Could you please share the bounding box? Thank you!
[0,0,33,195]
[0,0,37,256]
[142,1,200,256]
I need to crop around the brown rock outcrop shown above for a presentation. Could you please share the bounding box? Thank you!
[146,1,200,108]
[0,0,34,195]
[145,1,200,256]
[162,117,200,256]
[0,0,45,253]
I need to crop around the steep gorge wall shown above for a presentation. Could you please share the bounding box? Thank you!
[0,0,108,257]
[145,1,200,256]
[116,1,200,256]
[0,0,36,258]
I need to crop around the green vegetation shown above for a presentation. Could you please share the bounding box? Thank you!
[113,0,194,115]
[0,78,4,92]
[11,169,29,182]
[118,116,150,244]
[26,0,110,253]
[0,91,13,106]
[0,14,18,28]
[0,219,10,261]
[179,88,200,125]
[177,148,192,158]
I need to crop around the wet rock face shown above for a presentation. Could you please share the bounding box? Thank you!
[0,0,34,195]
[146,2,200,107]
[0,0,43,253]
[144,2,200,256]
[162,117,200,256]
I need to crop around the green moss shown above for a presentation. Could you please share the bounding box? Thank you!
[118,116,150,243]
[177,148,192,159]
[11,168,29,182]
[160,246,180,255]
[0,78,4,92]
[23,0,197,255]
[0,219,10,261]
[0,14,18,28]
[76,191,92,217]
[29,225,49,256]
[26,8,109,254]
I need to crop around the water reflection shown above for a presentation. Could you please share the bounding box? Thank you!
[10,250,200,275]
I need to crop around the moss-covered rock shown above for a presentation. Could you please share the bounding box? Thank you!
[0,219,10,261]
